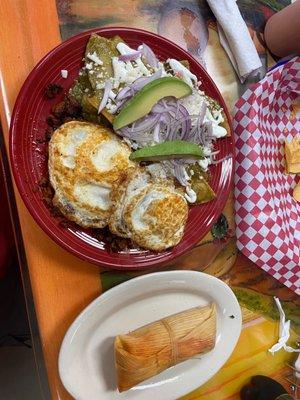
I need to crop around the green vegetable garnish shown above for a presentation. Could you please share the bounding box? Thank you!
[113,77,192,130]
[129,140,204,162]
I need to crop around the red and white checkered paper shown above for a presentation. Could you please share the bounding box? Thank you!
[234,57,300,295]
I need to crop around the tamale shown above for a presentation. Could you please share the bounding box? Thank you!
[114,303,216,392]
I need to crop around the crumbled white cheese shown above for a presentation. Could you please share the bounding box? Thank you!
[203,147,212,156]
[61,69,68,79]
[89,70,94,75]
[179,88,206,116]
[96,83,105,90]
[198,158,210,171]
[156,62,171,77]
[112,57,127,82]
[106,99,117,114]
[85,63,93,70]
[124,61,134,72]
[109,90,116,100]
[84,88,89,93]
[185,186,197,203]
[117,42,150,76]
[167,58,197,88]
[269,297,300,355]
[117,42,136,56]
[111,56,151,90]
[86,51,103,65]
[97,73,103,78]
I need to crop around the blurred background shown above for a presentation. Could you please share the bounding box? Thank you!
[0,132,42,400]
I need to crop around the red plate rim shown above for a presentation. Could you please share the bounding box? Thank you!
[9,27,235,270]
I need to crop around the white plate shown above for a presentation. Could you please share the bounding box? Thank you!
[59,271,241,400]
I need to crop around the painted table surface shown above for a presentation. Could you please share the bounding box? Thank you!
[0,0,299,399]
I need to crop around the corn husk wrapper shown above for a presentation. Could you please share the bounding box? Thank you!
[114,304,216,392]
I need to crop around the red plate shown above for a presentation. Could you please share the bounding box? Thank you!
[10,27,234,270]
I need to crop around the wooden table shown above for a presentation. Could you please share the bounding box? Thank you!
[0,2,100,399]
[0,1,298,399]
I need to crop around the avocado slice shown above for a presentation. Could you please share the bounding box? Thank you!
[113,77,192,130]
[129,140,204,162]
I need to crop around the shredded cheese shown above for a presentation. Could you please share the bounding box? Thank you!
[86,52,103,65]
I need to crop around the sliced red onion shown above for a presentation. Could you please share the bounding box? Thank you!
[153,122,161,143]
[118,50,142,62]
[117,114,160,138]
[198,102,207,128]
[114,92,214,166]
[203,121,214,141]
[139,43,158,68]
[116,86,133,101]
[167,105,191,141]
[196,123,213,147]
[114,70,163,113]
[175,101,180,120]
[130,114,160,132]
[157,111,172,125]
[98,80,112,114]
[130,69,162,91]
[210,154,231,164]
[120,130,153,142]
[114,97,130,113]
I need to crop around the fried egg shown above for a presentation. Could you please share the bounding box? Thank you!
[48,121,135,228]
[109,168,188,251]
[109,169,151,237]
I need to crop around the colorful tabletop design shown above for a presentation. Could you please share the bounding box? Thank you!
[0,1,298,400]
[55,1,299,399]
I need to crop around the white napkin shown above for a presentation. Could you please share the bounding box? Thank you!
[207,0,262,83]
[268,297,300,355]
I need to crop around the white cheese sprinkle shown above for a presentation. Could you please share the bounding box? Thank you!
[61,69,68,79]
[109,90,116,100]
[86,52,103,65]
[117,42,150,76]
[85,62,93,70]
[198,158,210,171]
